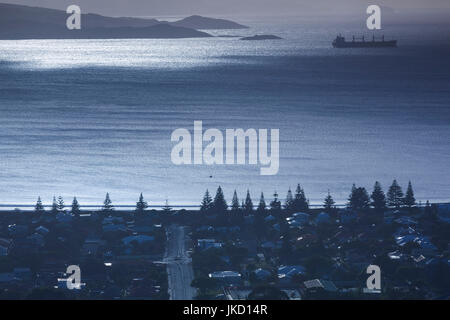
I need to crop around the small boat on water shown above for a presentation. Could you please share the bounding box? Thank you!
[332,35,397,48]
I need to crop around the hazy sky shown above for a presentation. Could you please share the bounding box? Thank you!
[3,0,450,16]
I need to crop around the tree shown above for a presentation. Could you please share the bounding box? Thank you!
[284,188,294,212]
[200,190,213,212]
[387,180,404,208]
[34,196,45,214]
[347,185,370,211]
[323,191,335,213]
[57,196,65,212]
[270,191,282,213]
[350,183,356,196]
[244,190,254,215]
[371,181,386,213]
[256,192,267,215]
[231,190,240,213]
[135,193,148,215]
[71,197,80,217]
[292,184,309,212]
[403,181,416,208]
[162,199,172,213]
[255,193,267,240]
[103,193,114,213]
[213,186,228,214]
[51,196,58,215]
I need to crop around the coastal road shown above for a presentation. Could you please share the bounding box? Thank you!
[164,224,197,300]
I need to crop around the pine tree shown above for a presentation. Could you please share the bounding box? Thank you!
[231,190,240,213]
[162,199,172,213]
[292,184,309,212]
[323,190,335,213]
[200,189,213,212]
[213,186,228,214]
[57,196,65,212]
[71,197,80,217]
[103,193,114,213]
[270,191,282,212]
[387,180,404,208]
[136,193,148,215]
[51,196,58,215]
[347,185,370,211]
[371,181,386,212]
[34,196,45,214]
[350,183,356,195]
[257,192,267,215]
[253,193,267,240]
[284,188,294,212]
[403,181,416,208]
[244,190,254,215]
[424,200,431,216]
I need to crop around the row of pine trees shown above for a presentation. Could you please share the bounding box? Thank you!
[200,179,418,214]
[199,184,309,215]
[348,180,416,212]
[34,193,114,215]
[32,179,418,215]
[33,192,169,215]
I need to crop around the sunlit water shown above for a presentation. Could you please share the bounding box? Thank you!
[0,19,449,207]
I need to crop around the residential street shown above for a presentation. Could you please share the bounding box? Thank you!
[164,225,197,300]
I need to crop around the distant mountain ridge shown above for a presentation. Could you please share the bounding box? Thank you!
[0,3,160,29]
[0,3,247,39]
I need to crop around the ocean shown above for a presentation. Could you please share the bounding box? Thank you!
[0,17,449,207]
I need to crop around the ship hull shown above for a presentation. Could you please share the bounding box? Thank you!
[333,40,397,48]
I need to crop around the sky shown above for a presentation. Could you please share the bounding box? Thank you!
[3,0,450,17]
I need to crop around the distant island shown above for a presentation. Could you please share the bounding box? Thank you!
[240,35,283,41]
[170,15,248,30]
[0,3,247,40]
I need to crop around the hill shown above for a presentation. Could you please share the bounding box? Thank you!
[170,15,248,30]
[240,35,282,40]
[0,3,159,29]
[0,3,211,39]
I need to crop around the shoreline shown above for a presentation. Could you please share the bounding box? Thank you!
[0,201,448,212]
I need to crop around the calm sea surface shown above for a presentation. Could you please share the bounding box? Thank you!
[0,18,449,207]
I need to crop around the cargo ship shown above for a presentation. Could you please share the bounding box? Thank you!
[332,35,397,48]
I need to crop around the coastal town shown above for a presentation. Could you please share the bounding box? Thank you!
[0,181,449,300]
